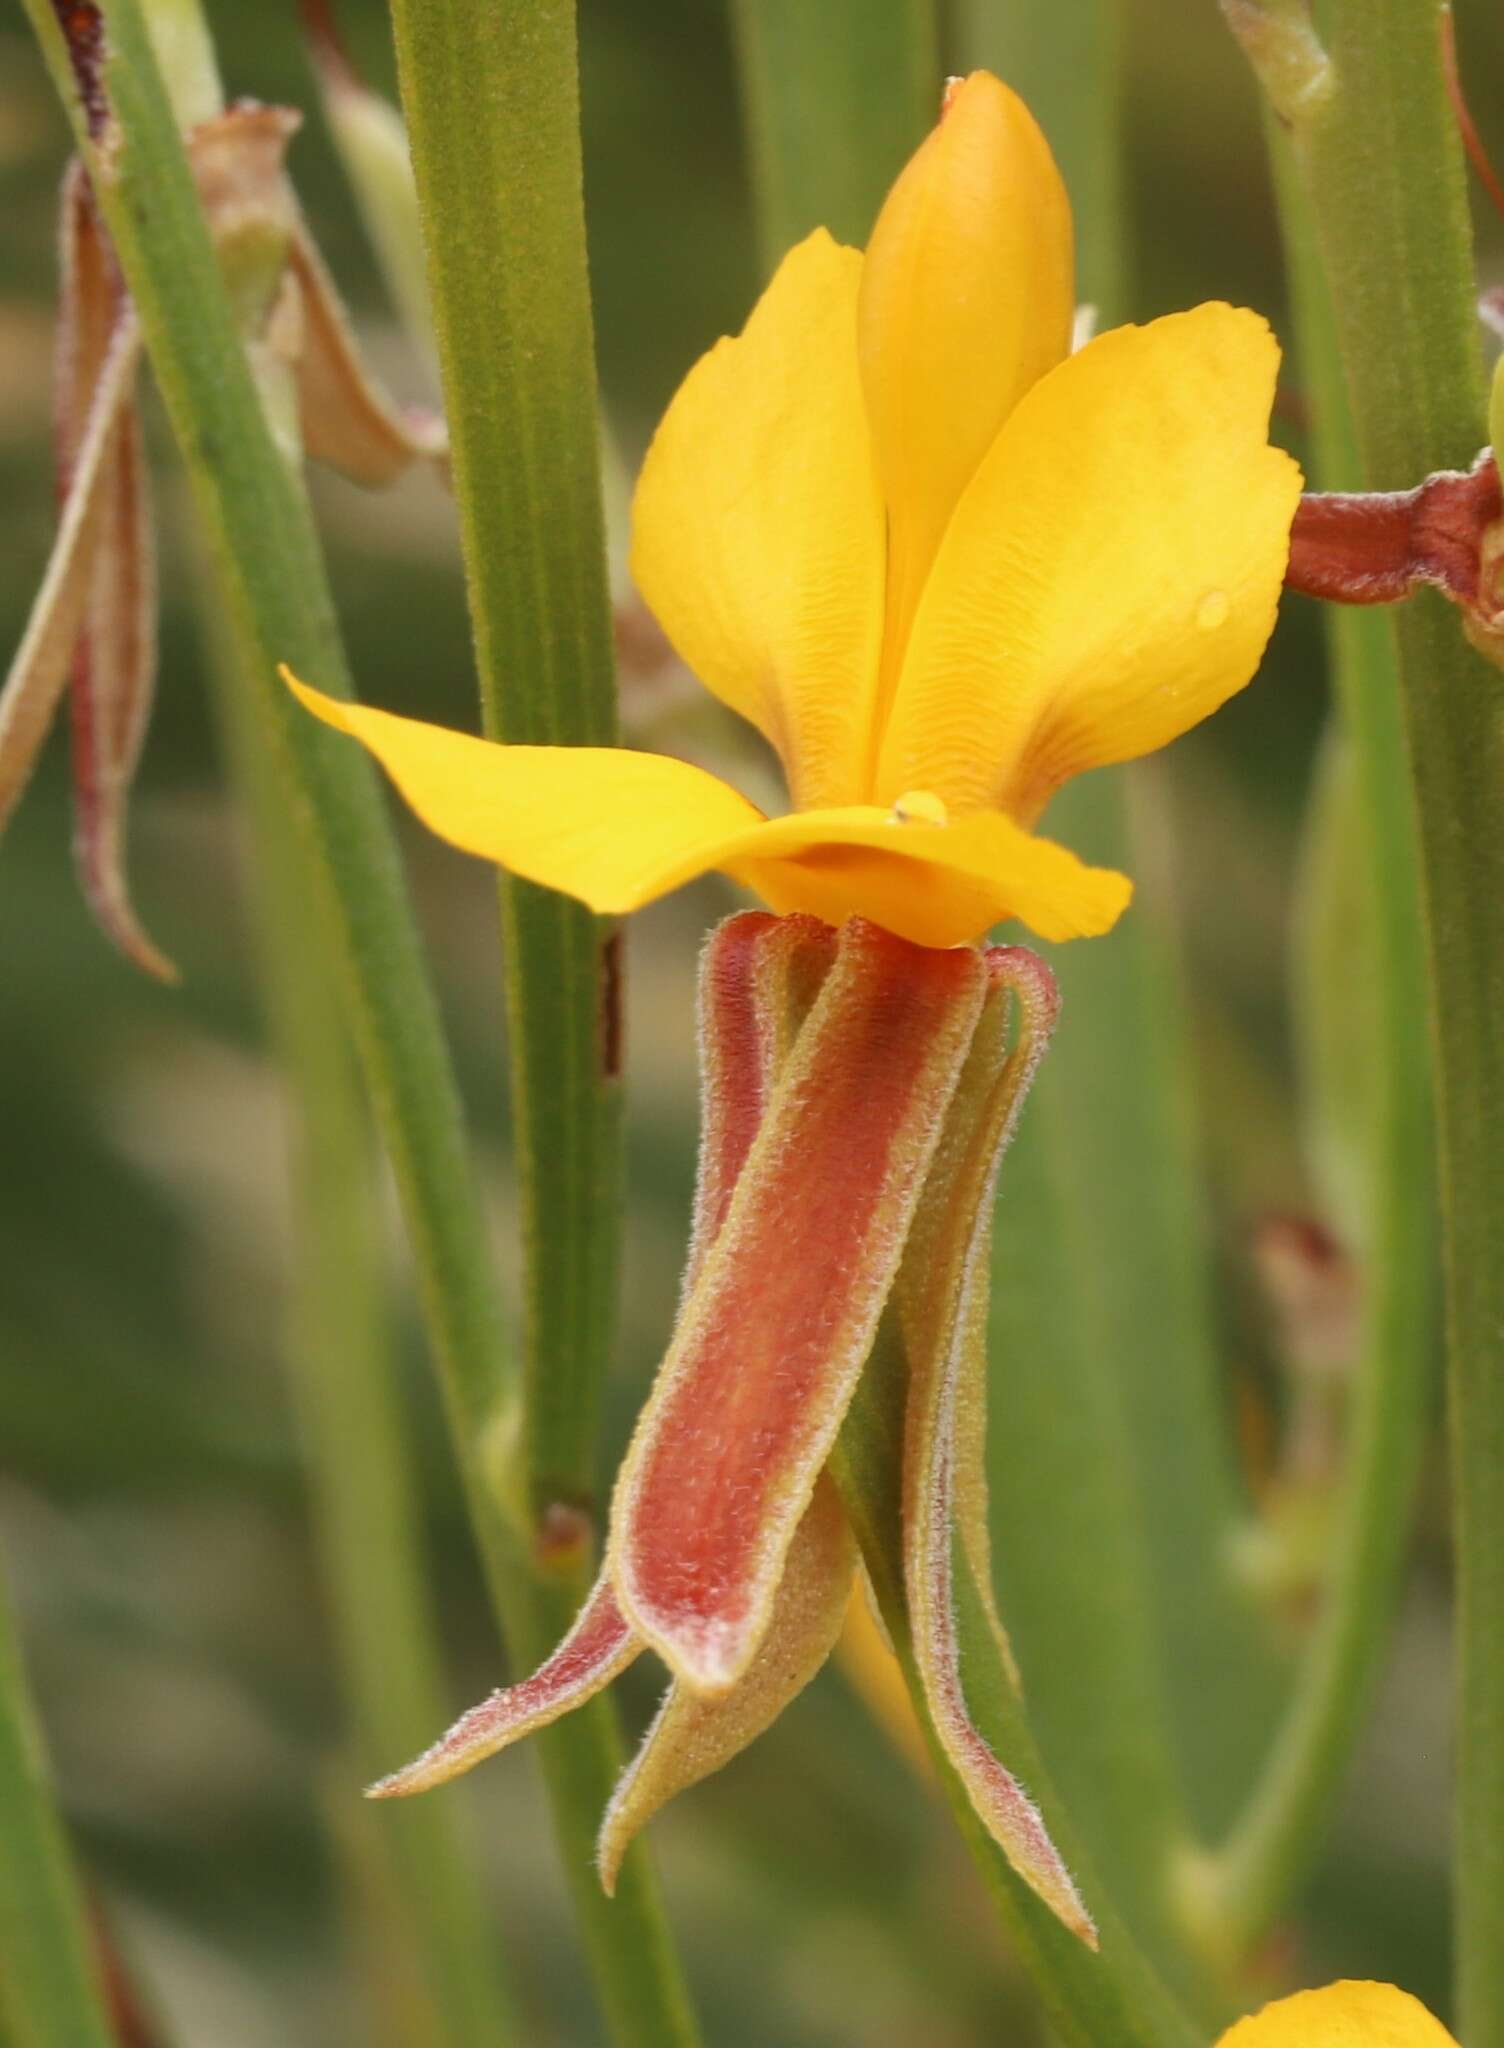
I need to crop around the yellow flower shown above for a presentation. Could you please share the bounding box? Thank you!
[1217,1982,1457,2045]
[289,70,1300,951]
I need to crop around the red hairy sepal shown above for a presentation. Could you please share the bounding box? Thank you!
[365,913,1089,1939]
[897,946,1096,1944]
[609,918,987,1693]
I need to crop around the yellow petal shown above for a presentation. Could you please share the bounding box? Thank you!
[285,675,765,910]
[629,230,884,811]
[727,804,1131,949]
[1216,1982,1457,2046]
[287,676,1128,947]
[876,303,1303,821]
[859,71,1073,734]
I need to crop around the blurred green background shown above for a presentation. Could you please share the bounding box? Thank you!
[3,2,1503,2040]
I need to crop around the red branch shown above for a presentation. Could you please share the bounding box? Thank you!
[1284,456,1502,610]
[1441,9,1504,229]
[297,0,360,95]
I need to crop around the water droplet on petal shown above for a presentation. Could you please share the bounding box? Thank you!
[890,789,949,826]
[1196,590,1230,631]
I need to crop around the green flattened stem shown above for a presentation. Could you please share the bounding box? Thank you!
[211,612,518,2047]
[962,0,1281,1939]
[0,1562,115,2048]
[383,0,623,1531]
[1186,116,1438,1960]
[19,5,694,2041]
[1224,2,1504,2035]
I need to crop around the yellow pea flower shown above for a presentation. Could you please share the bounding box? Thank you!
[1217,1982,1457,2045]
[289,70,1302,951]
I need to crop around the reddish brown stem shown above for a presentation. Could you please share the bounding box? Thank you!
[1284,456,1500,608]
[1441,8,1504,229]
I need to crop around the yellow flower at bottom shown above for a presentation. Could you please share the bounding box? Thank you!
[1217,1982,1457,2046]
[290,71,1301,950]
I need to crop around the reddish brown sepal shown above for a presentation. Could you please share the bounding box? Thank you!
[611,918,986,1694]
[366,1571,638,1798]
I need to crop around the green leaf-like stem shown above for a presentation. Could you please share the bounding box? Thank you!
[384,0,625,1530]
[0,1563,116,2048]
[1227,1,1504,2033]
[1192,115,1439,1957]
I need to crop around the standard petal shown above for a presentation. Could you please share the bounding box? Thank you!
[285,676,767,909]
[366,1572,638,1798]
[858,72,1073,723]
[610,922,986,1694]
[596,1475,854,1893]
[629,231,885,810]
[877,304,1303,821]
[1216,1982,1457,2046]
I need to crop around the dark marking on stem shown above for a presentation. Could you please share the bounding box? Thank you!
[1441,7,1504,230]
[89,1899,161,2048]
[600,927,624,1081]
[297,0,360,95]
[51,1,109,141]
[533,1500,594,1569]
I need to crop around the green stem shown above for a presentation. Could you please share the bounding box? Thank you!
[384,0,624,1530]
[378,9,697,2039]
[961,0,1281,1896]
[0,1558,115,2048]
[955,0,1127,317]
[1192,115,1438,1958]
[1226,2,1504,2033]
[22,5,695,2039]
[209,607,519,2048]
[729,0,938,262]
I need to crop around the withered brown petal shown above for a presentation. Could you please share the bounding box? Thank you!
[287,227,448,487]
[0,310,141,840]
[69,365,173,980]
